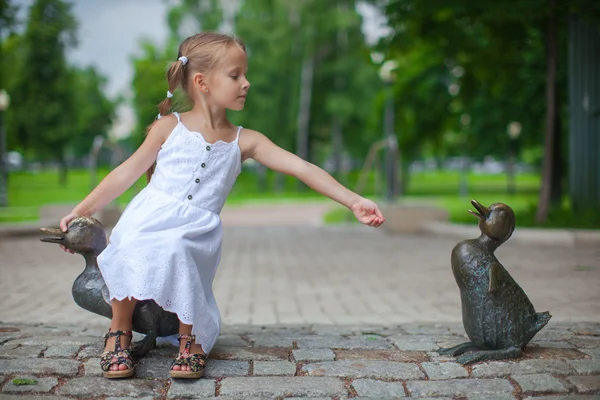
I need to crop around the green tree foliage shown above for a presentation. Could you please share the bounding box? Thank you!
[375,0,599,221]
[130,0,381,187]
[3,0,115,185]
[7,0,77,184]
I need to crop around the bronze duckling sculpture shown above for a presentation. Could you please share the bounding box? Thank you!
[40,217,179,357]
[437,200,551,364]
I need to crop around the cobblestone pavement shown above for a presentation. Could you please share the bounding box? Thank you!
[0,321,599,399]
[1,203,599,328]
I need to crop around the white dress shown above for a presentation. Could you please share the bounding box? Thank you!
[97,112,242,353]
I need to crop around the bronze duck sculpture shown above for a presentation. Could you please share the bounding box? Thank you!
[40,217,179,357]
[437,200,551,364]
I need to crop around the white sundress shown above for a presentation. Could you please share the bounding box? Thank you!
[97,112,242,353]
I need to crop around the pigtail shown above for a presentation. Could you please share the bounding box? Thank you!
[146,56,188,183]
[158,57,187,117]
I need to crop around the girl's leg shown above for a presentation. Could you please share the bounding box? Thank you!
[171,322,206,372]
[105,298,137,371]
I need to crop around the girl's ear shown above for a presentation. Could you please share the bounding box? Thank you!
[192,72,208,92]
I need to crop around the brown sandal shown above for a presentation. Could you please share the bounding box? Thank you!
[100,330,134,379]
[170,334,207,379]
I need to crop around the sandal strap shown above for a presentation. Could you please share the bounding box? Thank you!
[177,334,197,355]
[103,330,133,353]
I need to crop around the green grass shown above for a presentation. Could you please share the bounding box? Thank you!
[2,167,597,229]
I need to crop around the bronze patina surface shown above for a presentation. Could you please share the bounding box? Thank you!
[40,217,179,357]
[438,200,551,364]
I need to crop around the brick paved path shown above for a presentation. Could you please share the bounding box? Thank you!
[1,203,599,329]
[0,321,599,398]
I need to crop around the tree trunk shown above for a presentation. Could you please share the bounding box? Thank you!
[331,0,347,182]
[535,0,558,224]
[550,102,563,206]
[58,156,68,187]
[331,116,343,178]
[296,53,315,190]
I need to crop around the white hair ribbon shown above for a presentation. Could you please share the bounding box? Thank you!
[157,113,162,120]
[178,56,188,65]
[166,91,173,98]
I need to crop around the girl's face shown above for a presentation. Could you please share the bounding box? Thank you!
[205,44,250,111]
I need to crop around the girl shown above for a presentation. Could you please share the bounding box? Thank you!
[59,32,385,380]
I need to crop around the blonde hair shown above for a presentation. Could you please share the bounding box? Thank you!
[157,32,246,116]
[146,32,246,182]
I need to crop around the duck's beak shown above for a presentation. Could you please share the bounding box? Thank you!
[468,199,488,221]
[40,227,65,244]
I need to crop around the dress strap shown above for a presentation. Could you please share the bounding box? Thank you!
[235,126,243,142]
[172,112,181,123]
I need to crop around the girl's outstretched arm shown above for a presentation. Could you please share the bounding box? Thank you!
[59,116,177,232]
[243,129,385,227]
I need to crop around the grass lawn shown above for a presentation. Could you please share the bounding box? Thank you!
[2,167,595,229]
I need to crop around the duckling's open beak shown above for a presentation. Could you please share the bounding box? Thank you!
[468,199,488,220]
[40,227,65,244]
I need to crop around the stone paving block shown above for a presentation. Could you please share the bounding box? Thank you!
[167,378,216,398]
[570,338,600,349]
[0,358,80,376]
[582,349,600,359]
[398,323,454,336]
[523,396,600,399]
[145,344,178,358]
[471,359,576,377]
[219,376,346,397]
[570,359,600,374]
[0,396,71,400]
[9,335,97,347]
[253,361,296,376]
[335,349,429,362]
[406,378,514,398]
[2,375,58,393]
[513,373,569,394]
[83,357,103,377]
[0,375,4,384]
[249,335,302,348]
[215,335,248,347]
[524,346,589,360]
[566,375,600,394]
[351,378,406,397]
[529,340,578,349]
[421,362,468,380]
[296,336,395,350]
[293,349,335,362]
[286,398,332,400]
[43,344,81,358]
[467,394,516,400]
[135,356,172,379]
[58,377,163,397]
[77,343,103,359]
[204,359,249,378]
[389,335,441,351]
[301,360,424,380]
[210,346,288,361]
[0,345,45,358]
[106,397,155,400]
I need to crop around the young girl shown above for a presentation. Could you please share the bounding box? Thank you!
[59,32,385,380]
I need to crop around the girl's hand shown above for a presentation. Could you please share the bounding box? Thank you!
[350,197,386,227]
[59,213,79,254]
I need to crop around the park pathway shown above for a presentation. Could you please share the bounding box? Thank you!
[1,202,598,328]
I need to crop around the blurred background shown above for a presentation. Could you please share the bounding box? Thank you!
[0,0,599,229]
